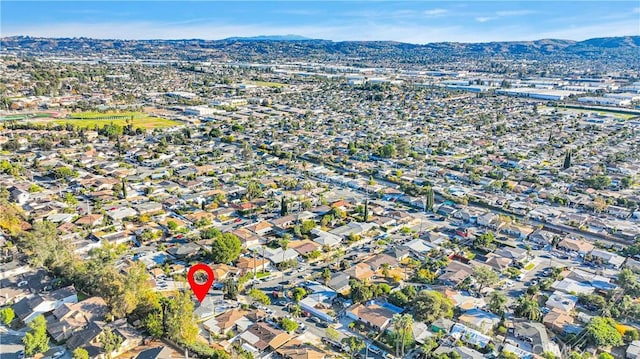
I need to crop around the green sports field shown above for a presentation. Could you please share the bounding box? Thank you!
[27,112,181,129]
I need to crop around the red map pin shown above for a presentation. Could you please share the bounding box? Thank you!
[187,263,215,303]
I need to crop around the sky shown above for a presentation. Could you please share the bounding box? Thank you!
[1,1,639,44]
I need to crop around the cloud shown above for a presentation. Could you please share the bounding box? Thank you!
[495,10,536,17]
[423,9,448,17]
[475,17,496,23]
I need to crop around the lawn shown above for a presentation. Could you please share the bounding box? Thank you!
[29,113,181,129]
[249,81,287,88]
[524,262,536,271]
[256,271,271,279]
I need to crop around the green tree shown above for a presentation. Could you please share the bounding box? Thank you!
[291,287,307,302]
[413,290,454,323]
[245,181,262,200]
[143,311,164,339]
[618,269,640,296]
[472,266,499,293]
[363,200,369,222]
[625,329,640,343]
[488,291,507,316]
[165,291,199,345]
[121,178,127,198]
[515,297,542,321]
[473,232,495,249]
[301,220,316,235]
[223,278,239,300]
[248,288,271,305]
[99,327,123,358]
[563,151,572,169]
[280,317,299,333]
[379,143,397,158]
[425,187,434,212]
[0,307,15,325]
[342,336,365,359]
[280,197,288,216]
[585,175,612,190]
[584,317,623,348]
[289,304,302,318]
[598,353,614,359]
[23,315,49,356]
[211,233,242,264]
[167,220,178,231]
[322,268,332,286]
[72,348,90,359]
[326,327,341,342]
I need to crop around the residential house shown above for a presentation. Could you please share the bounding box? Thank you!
[237,322,292,354]
[404,239,435,258]
[328,272,351,294]
[365,253,399,272]
[203,308,252,335]
[13,285,78,324]
[310,228,342,248]
[543,309,577,335]
[263,247,299,265]
[438,261,473,287]
[47,296,109,342]
[329,222,377,239]
[246,221,274,237]
[166,242,201,259]
[628,340,640,359]
[500,224,534,239]
[275,339,326,359]
[299,283,337,323]
[588,249,625,269]
[135,346,179,359]
[233,227,263,248]
[528,230,554,246]
[450,323,491,349]
[557,237,594,254]
[344,263,375,282]
[457,308,501,334]
[493,247,529,263]
[290,240,321,257]
[346,302,396,331]
[551,278,595,295]
[433,346,484,359]
[10,186,30,205]
[545,291,578,312]
[513,320,560,356]
[236,257,270,275]
[485,254,513,271]
[66,320,143,359]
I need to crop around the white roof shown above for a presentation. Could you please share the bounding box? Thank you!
[405,239,434,254]
[551,278,595,295]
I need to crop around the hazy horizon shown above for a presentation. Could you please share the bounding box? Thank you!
[1,1,639,44]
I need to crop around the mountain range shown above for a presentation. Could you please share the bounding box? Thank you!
[1,35,638,66]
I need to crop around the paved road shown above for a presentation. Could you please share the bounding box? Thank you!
[0,326,25,359]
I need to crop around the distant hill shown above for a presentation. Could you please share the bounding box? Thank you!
[223,34,315,41]
[1,35,638,66]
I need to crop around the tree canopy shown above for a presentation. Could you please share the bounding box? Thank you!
[211,232,242,264]
[413,290,454,323]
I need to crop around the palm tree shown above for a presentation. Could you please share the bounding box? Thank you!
[322,268,332,286]
[399,314,414,357]
[289,304,302,318]
[381,263,391,278]
[391,314,403,358]
[515,297,542,321]
[279,237,290,272]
